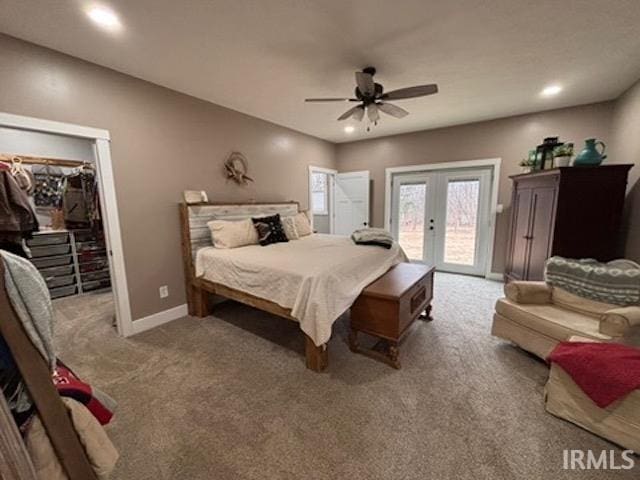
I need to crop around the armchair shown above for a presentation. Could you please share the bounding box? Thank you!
[492,281,640,359]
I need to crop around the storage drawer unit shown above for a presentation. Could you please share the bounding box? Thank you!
[82,279,111,292]
[50,284,77,299]
[28,230,111,299]
[79,258,109,273]
[29,231,76,299]
[45,274,76,289]
[75,241,106,254]
[81,270,111,283]
[39,265,74,278]
[31,254,73,269]
[27,232,69,246]
[74,231,109,294]
[30,244,71,257]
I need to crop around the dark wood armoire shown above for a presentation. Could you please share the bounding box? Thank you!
[504,164,632,282]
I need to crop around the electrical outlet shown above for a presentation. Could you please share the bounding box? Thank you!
[159,285,169,298]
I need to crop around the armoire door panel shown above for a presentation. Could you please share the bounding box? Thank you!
[526,187,557,281]
[508,188,533,281]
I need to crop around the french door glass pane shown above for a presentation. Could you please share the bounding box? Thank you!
[398,183,426,260]
[444,180,479,265]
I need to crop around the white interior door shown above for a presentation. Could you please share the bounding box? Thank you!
[391,168,492,275]
[334,171,370,235]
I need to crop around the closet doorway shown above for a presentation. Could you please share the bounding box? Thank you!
[386,159,500,277]
[0,112,132,337]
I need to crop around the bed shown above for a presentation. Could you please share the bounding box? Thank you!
[180,202,406,371]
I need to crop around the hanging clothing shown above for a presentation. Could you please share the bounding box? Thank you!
[0,170,38,234]
[0,170,39,253]
[10,157,36,195]
[62,167,100,230]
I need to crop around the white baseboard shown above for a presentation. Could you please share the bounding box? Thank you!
[131,303,188,335]
[485,272,504,282]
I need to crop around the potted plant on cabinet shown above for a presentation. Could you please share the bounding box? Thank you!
[519,158,536,174]
[553,143,574,167]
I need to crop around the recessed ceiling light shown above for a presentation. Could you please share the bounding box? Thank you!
[344,126,355,133]
[541,85,562,97]
[86,6,122,31]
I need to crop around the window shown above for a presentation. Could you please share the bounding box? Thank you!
[311,172,329,215]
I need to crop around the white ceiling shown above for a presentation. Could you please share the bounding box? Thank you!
[1,0,640,143]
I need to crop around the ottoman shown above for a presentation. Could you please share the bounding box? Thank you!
[544,337,640,452]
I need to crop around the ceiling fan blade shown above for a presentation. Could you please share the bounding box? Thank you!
[378,102,409,118]
[355,71,375,97]
[338,105,365,121]
[367,104,380,123]
[305,98,357,102]
[381,84,438,100]
[353,106,365,121]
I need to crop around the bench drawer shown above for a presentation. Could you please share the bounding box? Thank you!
[398,273,433,334]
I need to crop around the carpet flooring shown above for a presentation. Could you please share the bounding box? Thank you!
[52,273,639,479]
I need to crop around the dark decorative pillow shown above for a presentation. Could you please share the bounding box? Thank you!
[251,214,289,246]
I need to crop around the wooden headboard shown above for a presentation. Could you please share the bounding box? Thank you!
[181,202,299,259]
[179,201,300,280]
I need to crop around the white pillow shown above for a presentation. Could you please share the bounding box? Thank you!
[281,216,299,240]
[207,218,258,248]
[293,212,312,237]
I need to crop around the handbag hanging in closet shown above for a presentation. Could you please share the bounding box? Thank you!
[62,165,98,228]
[32,164,65,208]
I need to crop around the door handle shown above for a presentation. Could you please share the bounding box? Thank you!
[363,222,368,226]
[429,226,434,231]
[523,235,533,240]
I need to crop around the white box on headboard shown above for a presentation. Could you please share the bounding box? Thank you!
[183,190,208,204]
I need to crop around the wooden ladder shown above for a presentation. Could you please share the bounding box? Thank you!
[0,261,98,480]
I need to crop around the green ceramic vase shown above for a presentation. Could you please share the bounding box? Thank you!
[574,138,607,166]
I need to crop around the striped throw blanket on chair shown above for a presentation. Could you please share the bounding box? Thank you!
[544,256,640,306]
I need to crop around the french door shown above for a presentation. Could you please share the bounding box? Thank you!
[391,168,492,275]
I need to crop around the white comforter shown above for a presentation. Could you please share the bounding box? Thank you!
[195,234,407,346]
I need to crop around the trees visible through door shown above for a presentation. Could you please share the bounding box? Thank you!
[398,183,426,260]
[443,180,480,265]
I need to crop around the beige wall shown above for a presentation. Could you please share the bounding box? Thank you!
[335,103,614,273]
[610,79,640,263]
[0,34,336,320]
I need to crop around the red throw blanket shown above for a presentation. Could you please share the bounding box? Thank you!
[53,361,116,425]
[548,342,640,408]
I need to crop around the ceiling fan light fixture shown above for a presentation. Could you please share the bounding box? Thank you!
[344,126,355,133]
[306,66,439,126]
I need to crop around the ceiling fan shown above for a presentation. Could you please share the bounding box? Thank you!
[305,67,438,128]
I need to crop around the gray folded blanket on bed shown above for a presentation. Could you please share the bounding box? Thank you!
[351,228,394,249]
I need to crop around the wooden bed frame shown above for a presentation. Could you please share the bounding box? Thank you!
[179,202,328,372]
